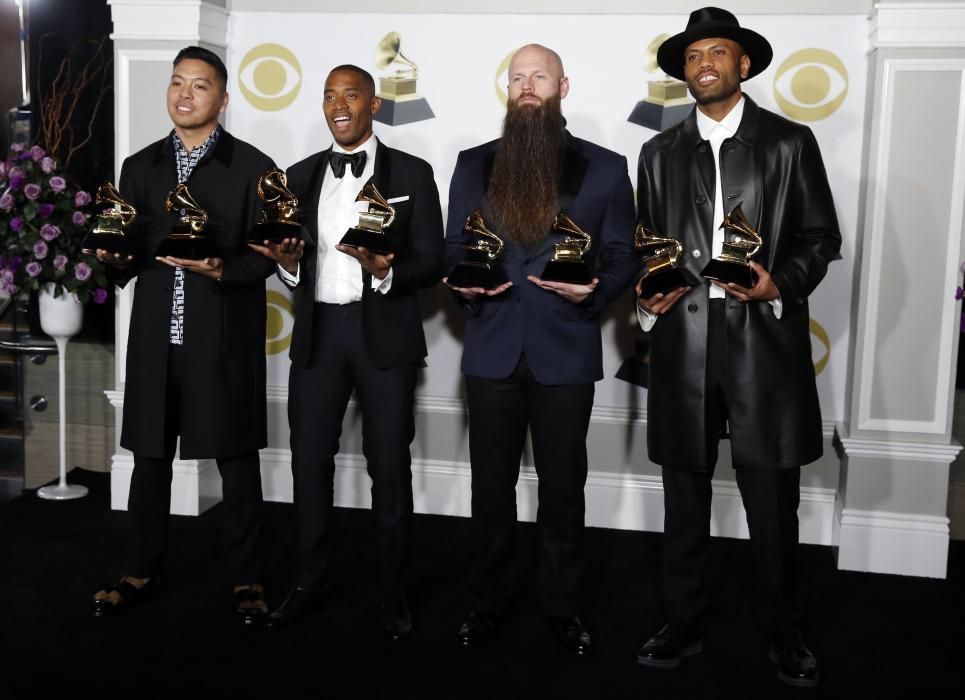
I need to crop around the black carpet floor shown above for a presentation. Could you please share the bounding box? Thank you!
[1,468,962,699]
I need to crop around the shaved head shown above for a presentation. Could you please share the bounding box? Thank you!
[509,43,565,79]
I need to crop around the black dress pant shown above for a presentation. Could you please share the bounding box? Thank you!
[662,299,802,634]
[126,345,264,584]
[465,354,595,618]
[288,302,417,605]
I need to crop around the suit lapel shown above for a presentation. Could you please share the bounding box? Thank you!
[303,148,332,247]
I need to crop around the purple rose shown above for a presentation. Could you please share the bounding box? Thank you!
[72,211,87,226]
[10,143,24,152]
[37,202,54,218]
[0,193,12,210]
[10,216,23,232]
[24,182,41,200]
[29,145,45,161]
[48,176,66,193]
[74,190,91,207]
[8,255,21,269]
[8,172,23,191]
[92,288,108,304]
[25,261,41,277]
[40,157,56,174]
[74,262,91,281]
[33,240,48,259]
[2,282,15,296]
[0,269,12,283]
[53,254,67,271]
[40,223,60,241]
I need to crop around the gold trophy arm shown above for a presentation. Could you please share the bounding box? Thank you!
[465,209,504,259]
[553,212,593,255]
[96,181,138,226]
[635,225,682,265]
[355,180,397,229]
[720,202,763,259]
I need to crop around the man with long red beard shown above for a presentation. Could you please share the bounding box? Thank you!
[444,44,637,654]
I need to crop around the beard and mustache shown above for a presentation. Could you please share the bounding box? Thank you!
[484,94,566,248]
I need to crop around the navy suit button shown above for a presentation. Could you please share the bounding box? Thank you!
[696,196,706,205]
[687,303,698,313]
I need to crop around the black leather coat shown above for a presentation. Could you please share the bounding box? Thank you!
[637,96,841,470]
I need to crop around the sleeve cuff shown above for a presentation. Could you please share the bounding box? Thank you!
[636,303,657,332]
[372,266,393,294]
[277,263,299,286]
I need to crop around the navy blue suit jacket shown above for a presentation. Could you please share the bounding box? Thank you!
[445,134,637,385]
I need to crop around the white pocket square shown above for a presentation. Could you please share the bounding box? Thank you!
[386,195,410,204]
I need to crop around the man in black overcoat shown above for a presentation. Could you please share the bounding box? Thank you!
[90,47,275,624]
[250,65,443,640]
[633,8,841,687]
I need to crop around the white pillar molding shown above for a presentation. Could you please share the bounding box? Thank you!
[836,1,965,578]
[107,0,229,515]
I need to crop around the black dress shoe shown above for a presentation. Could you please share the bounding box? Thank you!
[90,576,160,618]
[548,617,593,655]
[234,584,267,626]
[267,585,326,629]
[457,611,501,647]
[382,598,413,642]
[637,624,702,668]
[769,626,819,688]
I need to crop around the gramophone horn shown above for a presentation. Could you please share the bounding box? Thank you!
[375,31,418,73]
[645,33,671,74]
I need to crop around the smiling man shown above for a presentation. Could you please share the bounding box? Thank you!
[251,65,442,641]
[444,44,637,654]
[634,8,841,687]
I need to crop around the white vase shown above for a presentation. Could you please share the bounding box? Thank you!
[36,282,87,501]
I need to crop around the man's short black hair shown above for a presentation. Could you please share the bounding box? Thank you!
[328,64,376,96]
[173,46,228,92]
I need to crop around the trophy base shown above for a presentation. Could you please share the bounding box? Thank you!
[155,234,219,261]
[81,231,130,255]
[627,100,693,132]
[374,97,435,126]
[540,259,594,285]
[446,261,509,290]
[248,221,306,244]
[701,259,756,288]
[339,228,393,256]
[639,267,700,298]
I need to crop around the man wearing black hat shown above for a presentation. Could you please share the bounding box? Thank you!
[634,8,841,688]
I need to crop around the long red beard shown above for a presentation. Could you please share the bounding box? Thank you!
[485,95,565,248]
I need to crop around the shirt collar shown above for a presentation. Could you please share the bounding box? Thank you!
[172,125,221,154]
[695,95,745,141]
[331,133,378,158]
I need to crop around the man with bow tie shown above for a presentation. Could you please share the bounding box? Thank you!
[251,64,443,640]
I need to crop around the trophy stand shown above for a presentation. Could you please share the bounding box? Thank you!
[627,78,694,131]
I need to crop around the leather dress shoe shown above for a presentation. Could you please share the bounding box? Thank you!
[548,617,593,655]
[267,585,326,629]
[637,624,702,668]
[234,584,267,626]
[769,626,819,688]
[382,598,413,642]
[457,611,501,647]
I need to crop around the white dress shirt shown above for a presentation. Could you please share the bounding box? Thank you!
[278,134,393,301]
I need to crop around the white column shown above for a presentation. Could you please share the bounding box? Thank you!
[836,1,965,577]
[106,0,228,515]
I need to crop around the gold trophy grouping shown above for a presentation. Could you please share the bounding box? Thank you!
[700,202,762,288]
[627,33,694,132]
[635,224,699,297]
[248,168,306,244]
[338,179,396,255]
[373,31,435,126]
[156,183,219,260]
[540,212,594,284]
[81,182,137,255]
[445,209,508,289]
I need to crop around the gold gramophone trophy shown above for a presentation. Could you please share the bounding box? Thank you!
[81,182,136,255]
[540,212,594,284]
[248,168,306,244]
[627,33,694,132]
[156,183,219,260]
[339,179,396,255]
[373,31,435,126]
[635,224,699,297]
[445,209,508,289]
[700,202,762,288]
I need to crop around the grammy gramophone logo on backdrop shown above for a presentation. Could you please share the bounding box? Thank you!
[373,32,434,125]
[265,290,295,356]
[627,33,694,132]
[493,51,514,106]
[773,48,848,123]
[238,43,303,112]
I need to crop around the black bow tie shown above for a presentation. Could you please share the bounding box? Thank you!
[330,150,366,178]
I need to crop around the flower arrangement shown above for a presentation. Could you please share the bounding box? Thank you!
[0,143,108,304]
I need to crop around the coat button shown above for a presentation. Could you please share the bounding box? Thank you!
[687,303,698,313]
[698,144,708,153]
[696,196,706,205]
[692,249,701,258]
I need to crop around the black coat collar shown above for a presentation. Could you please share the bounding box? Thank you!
[152,127,235,167]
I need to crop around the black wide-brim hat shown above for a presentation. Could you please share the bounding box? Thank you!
[657,7,773,82]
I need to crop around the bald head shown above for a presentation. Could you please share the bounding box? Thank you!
[507,43,569,107]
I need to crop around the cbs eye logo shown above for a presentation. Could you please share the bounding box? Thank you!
[810,318,831,375]
[239,44,302,112]
[494,51,515,106]
[773,48,848,122]
[265,290,295,355]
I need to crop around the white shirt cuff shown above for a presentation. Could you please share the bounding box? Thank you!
[636,303,657,332]
[371,266,393,294]
[277,263,299,286]
[769,297,783,319]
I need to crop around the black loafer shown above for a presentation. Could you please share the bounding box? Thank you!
[382,598,413,642]
[769,626,819,688]
[457,610,501,647]
[90,576,160,618]
[267,584,327,629]
[548,617,593,656]
[637,624,702,668]
[234,584,267,626]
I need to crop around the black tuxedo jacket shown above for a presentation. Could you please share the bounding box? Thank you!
[284,141,443,369]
